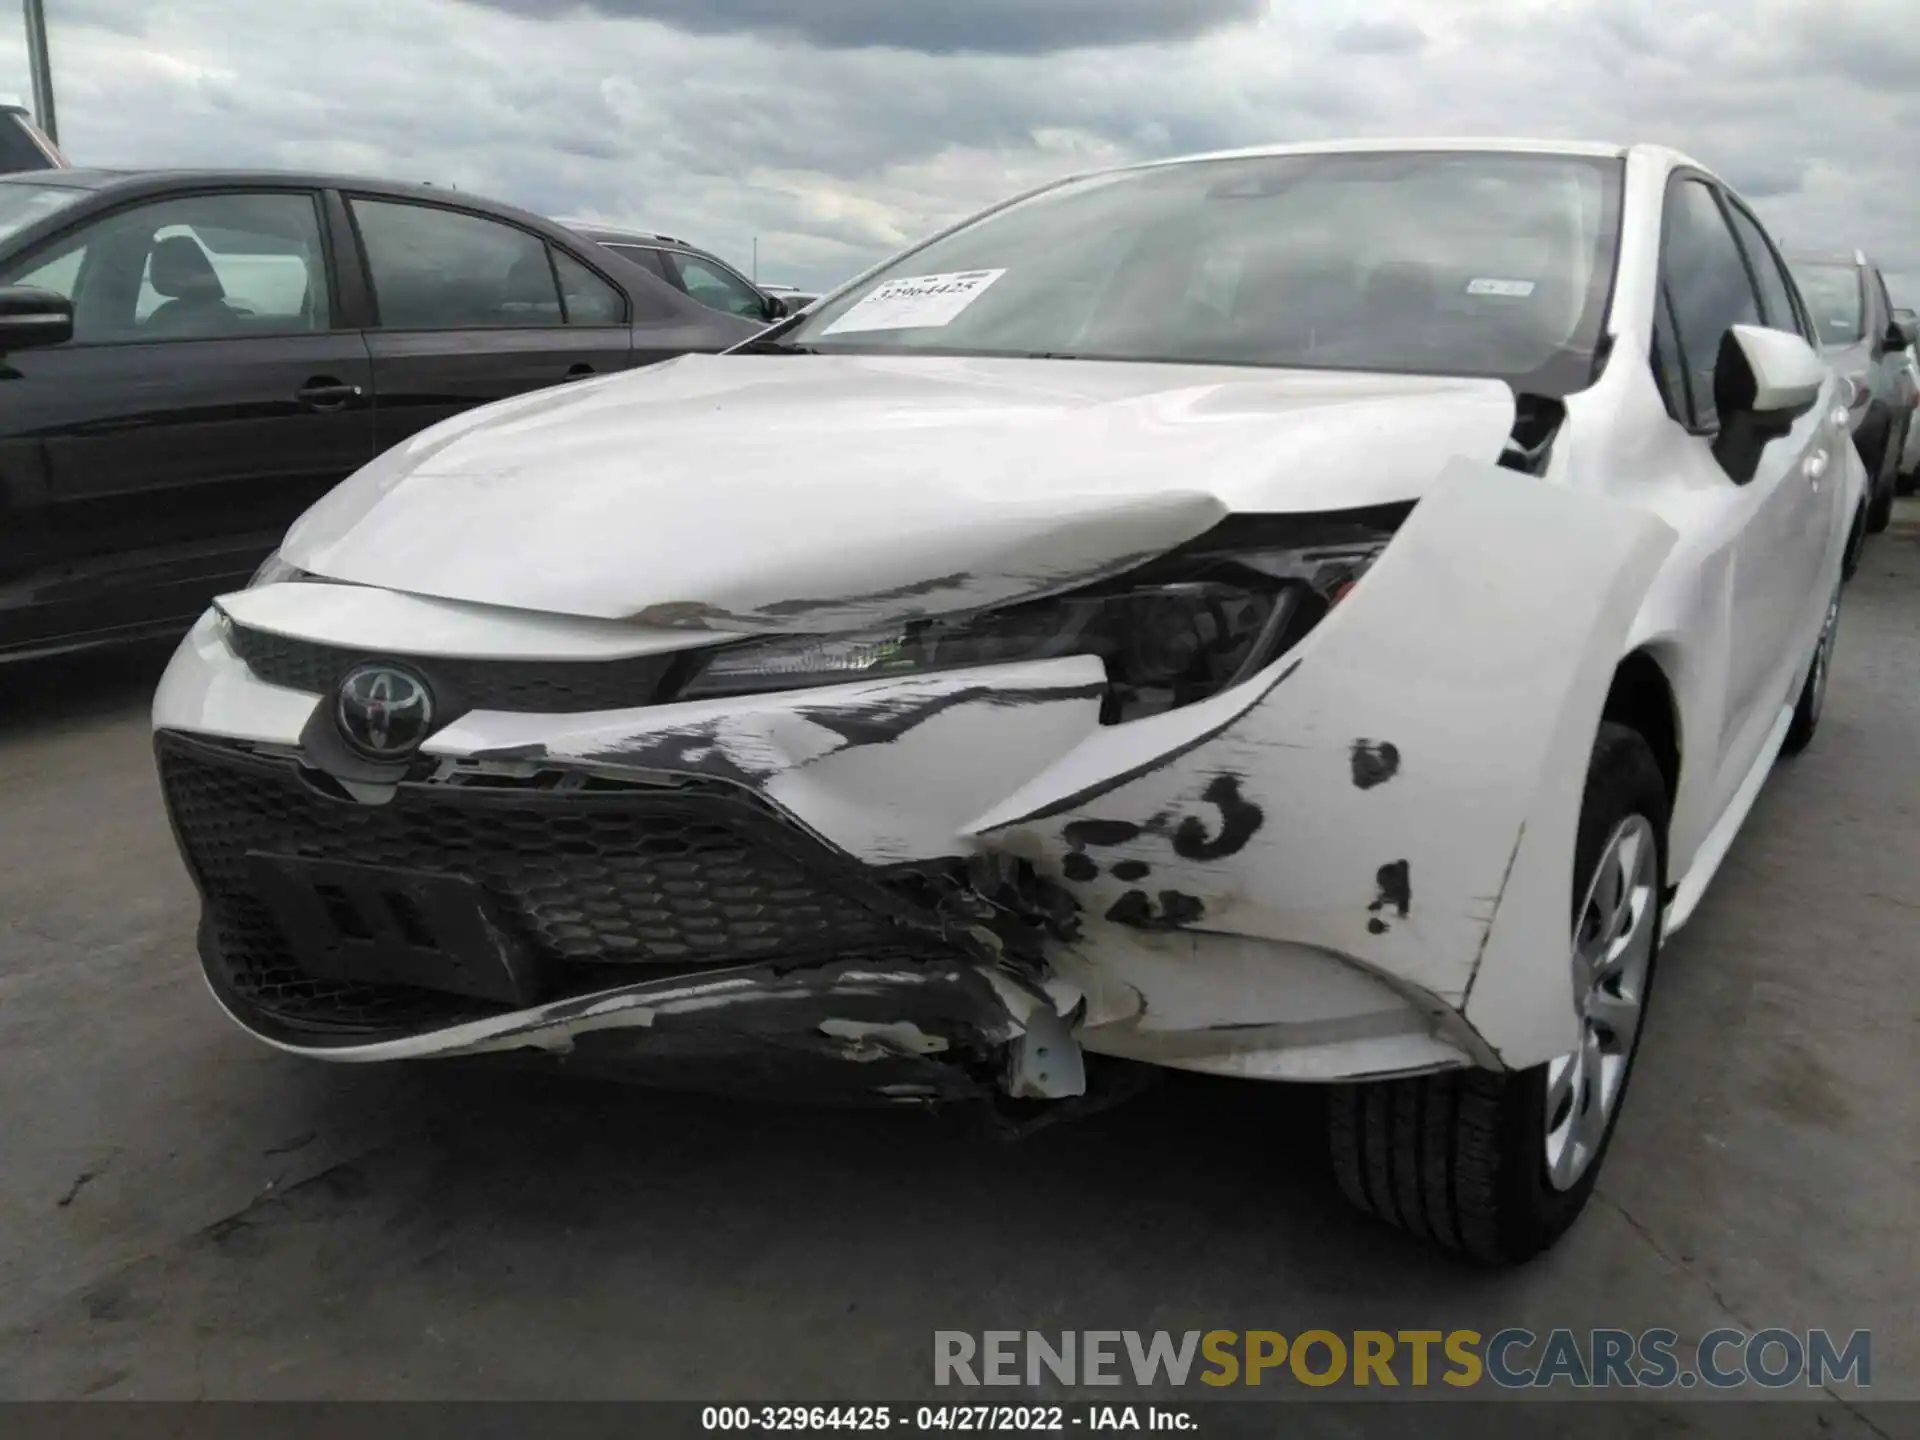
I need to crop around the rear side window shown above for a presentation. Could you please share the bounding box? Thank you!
[353,199,563,329]
[1723,202,1805,341]
[552,249,625,326]
[1659,179,1762,429]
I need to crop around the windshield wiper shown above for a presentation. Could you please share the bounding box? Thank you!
[732,335,819,355]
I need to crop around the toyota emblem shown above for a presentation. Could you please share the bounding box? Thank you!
[336,663,435,759]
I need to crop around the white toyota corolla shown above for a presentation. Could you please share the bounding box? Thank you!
[154,139,1860,1262]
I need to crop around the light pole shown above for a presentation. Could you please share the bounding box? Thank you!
[24,0,57,144]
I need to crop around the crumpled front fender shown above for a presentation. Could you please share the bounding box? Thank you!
[965,457,1677,1071]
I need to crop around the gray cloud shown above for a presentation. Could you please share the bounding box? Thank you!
[1329,19,1427,56]
[3,0,1917,301]
[463,0,1264,55]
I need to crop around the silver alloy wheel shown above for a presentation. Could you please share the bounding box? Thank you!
[1807,586,1841,729]
[1544,814,1659,1192]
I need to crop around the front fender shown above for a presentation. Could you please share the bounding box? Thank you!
[967,457,1677,1071]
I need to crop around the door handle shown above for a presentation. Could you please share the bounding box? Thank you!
[296,378,363,410]
[1803,448,1829,487]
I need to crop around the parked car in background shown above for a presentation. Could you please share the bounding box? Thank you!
[0,101,65,175]
[0,169,759,663]
[154,139,1857,1265]
[1896,307,1920,496]
[761,282,821,311]
[1790,249,1910,536]
[561,221,794,324]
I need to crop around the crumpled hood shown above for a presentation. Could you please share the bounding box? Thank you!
[283,353,1516,632]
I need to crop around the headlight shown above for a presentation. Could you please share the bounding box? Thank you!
[246,551,310,588]
[677,508,1405,722]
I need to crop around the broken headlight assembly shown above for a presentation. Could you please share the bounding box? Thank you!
[677,505,1411,723]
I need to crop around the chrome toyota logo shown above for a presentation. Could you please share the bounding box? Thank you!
[336,663,434,758]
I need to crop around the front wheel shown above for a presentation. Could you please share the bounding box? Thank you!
[1328,723,1668,1263]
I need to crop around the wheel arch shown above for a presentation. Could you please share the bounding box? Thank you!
[1601,649,1681,815]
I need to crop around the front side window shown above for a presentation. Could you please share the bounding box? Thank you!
[781,150,1625,395]
[353,199,563,329]
[1797,262,1864,346]
[0,190,331,343]
[667,252,767,320]
[1659,180,1762,429]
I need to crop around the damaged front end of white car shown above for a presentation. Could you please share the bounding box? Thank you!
[152,142,1736,1262]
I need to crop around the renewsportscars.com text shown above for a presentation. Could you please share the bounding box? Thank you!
[934,1328,1871,1390]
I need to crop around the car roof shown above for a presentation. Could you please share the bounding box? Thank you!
[1133,136,1634,169]
[560,220,697,250]
[0,167,533,209]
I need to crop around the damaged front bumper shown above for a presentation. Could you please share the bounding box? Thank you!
[152,458,1676,1097]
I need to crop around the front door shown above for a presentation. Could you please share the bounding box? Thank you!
[0,188,374,657]
[344,196,635,454]
[1656,177,1834,814]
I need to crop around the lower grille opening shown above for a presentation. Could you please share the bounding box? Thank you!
[158,732,945,1039]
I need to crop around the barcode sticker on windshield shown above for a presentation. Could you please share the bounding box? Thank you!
[821,269,1007,334]
[1466,277,1536,298]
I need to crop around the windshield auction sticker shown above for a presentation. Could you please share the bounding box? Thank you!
[821,269,1007,333]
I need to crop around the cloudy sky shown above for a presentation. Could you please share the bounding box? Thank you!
[3,0,1915,296]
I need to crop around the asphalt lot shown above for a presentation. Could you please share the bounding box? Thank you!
[2,516,1917,1432]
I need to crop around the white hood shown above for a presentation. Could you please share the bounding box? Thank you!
[283,353,1517,633]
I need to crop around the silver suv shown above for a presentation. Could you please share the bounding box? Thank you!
[1791,249,1911,537]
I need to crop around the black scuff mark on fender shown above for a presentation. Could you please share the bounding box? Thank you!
[1367,859,1412,934]
[1060,853,1100,883]
[1110,859,1151,882]
[980,659,1303,830]
[1170,775,1264,861]
[1350,739,1401,790]
[1105,889,1206,930]
[1062,818,1144,850]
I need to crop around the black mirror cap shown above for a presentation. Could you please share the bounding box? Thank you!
[0,285,74,351]
[763,293,790,321]
[1887,319,1913,351]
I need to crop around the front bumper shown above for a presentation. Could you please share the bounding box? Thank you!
[152,458,1677,1092]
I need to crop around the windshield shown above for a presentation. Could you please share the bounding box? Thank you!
[0,181,84,243]
[1796,263,1864,345]
[785,150,1624,395]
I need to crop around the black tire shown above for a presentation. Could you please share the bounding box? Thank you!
[1328,723,1668,1264]
[1842,503,1866,582]
[1864,415,1898,534]
[1783,581,1841,756]
[1865,479,1895,534]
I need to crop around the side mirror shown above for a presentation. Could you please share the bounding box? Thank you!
[762,293,790,322]
[1886,318,1912,352]
[1712,324,1824,484]
[0,285,73,352]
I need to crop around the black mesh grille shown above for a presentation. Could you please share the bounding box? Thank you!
[226,622,685,713]
[157,732,914,1035]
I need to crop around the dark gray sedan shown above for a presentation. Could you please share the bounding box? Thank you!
[0,168,758,663]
